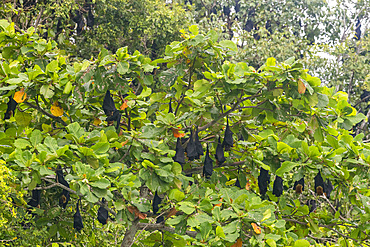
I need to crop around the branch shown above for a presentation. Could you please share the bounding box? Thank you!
[25,102,67,126]
[198,89,263,132]
[184,161,246,174]
[40,177,116,216]
[137,223,197,238]
[356,107,370,135]
[174,56,197,116]
[120,218,140,247]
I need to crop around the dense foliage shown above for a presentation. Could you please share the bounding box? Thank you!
[1,0,370,246]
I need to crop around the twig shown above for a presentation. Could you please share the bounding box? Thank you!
[25,102,67,126]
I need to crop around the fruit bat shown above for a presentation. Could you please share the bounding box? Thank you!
[73,200,84,231]
[258,168,270,196]
[194,128,203,158]
[173,138,185,165]
[235,0,240,13]
[215,137,226,164]
[103,90,121,131]
[27,189,41,208]
[87,8,94,28]
[306,199,317,213]
[152,191,161,215]
[272,176,283,197]
[97,198,108,225]
[186,129,197,161]
[4,96,17,120]
[244,19,254,32]
[324,179,333,199]
[314,171,325,196]
[168,99,173,113]
[152,191,164,223]
[355,18,361,40]
[293,177,304,194]
[222,119,233,151]
[56,165,70,209]
[203,145,213,178]
[223,6,230,16]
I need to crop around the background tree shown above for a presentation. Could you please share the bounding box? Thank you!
[1,17,370,246]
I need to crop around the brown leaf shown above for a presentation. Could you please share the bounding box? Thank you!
[231,238,242,247]
[172,128,185,138]
[167,207,178,218]
[298,79,306,94]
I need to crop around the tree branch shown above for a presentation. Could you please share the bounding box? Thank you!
[137,223,197,238]
[25,102,67,126]
[356,107,370,135]
[120,218,140,247]
[40,177,116,216]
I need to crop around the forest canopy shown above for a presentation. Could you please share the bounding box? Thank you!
[0,0,370,247]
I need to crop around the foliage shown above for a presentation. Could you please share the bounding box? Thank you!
[1,0,188,59]
[1,9,370,247]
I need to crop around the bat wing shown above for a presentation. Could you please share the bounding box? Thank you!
[103,90,117,116]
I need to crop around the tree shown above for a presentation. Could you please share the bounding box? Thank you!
[1,0,188,59]
[1,15,370,247]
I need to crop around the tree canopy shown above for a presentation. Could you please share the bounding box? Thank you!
[1,0,370,247]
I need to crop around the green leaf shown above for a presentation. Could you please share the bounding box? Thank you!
[179,201,195,214]
[14,139,31,149]
[63,81,73,94]
[189,25,199,35]
[15,111,32,127]
[219,40,237,51]
[46,60,59,73]
[313,127,324,142]
[91,142,110,155]
[117,61,129,74]
[90,178,110,189]
[40,85,54,98]
[30,129,43,147]
[216,226,225,239]
[169,189,185,201]
[294,239,310,247]
[276,161,298,176]
[199,222,212,241]
[266,239,276,247]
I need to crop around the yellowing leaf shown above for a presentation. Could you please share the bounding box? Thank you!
[13,88,27,103]
[120,100,128,110]
[172,128,185,138]
[298,79,306,94]
[251,223,261,234]
[93,118,102,126]
[50,102,63,117]
[231,238,242,247]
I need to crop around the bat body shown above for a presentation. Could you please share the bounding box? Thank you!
[258,168,270,196]
[222,119,233,151]
[194,128,203,159]
[103,90,121,131]
[27,189,41,208]
[315,171,325,196]
[293,177,304,194]
[152,191,164,223]
[186,129,197,161]
[73,200,84,231]
[173,138,185,165]
[56,165,70,209]
[4,96,17,120]
[203,145,213,178]
[272,176,283,197]
[215,137,226,164]
[97,199,108,225]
